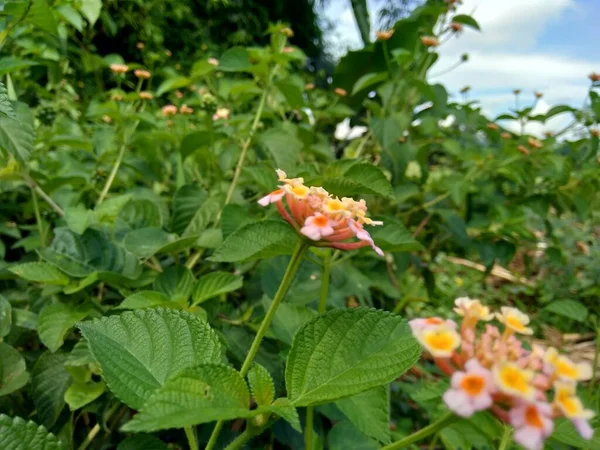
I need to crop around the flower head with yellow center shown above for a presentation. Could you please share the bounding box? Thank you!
[258,169,384,256]
[408,298,595,450]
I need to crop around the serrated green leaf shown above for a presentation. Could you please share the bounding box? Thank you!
[183,197,221,237]
[38,303,93,352]
[9,262,69,286]
[209,220,299,262]
[94,194,132,225]
[0,103,34,163]
[551,419,600,449]
[12,308,37,331]
[78,308,222,409]
[259,128,302,169]
[370,113,410,150]
[64,380,105,410]
[121,364,251,432]
[247,364,275,407]
[285,308,421,406]
[57,5,83,31]
[221,204,252,238]
[323,163,393,199]
[219,47,252,72]
[123,228,171,259]
[65,340,95,367]
[0,343,29,396]
[0,82,16,119]
[0,295,12,337]
[170,185,207,235]
[156,76,191,97]
[544,300,588,322]
[335,386,390,443]
[328,421,378,450]
[191,271,243,306]
[65,204,93,235]
[118,199,162,230]
[154,266,195,303]
[78,0,102,26]
[117,434,168,450]
[117,291,180,310]
[271,302,318,346]
[451,14,481,31]
[26,0,58,34]
[0,415,65,450]
[31,353,70,428]
[0,58,39,77]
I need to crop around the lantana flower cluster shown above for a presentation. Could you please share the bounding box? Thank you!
[258,169,384,256]
[410,298,595,450]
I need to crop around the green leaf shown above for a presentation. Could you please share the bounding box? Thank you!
[369,217,423,253]
[123,228,171,259]
[328,421,378,450]
[271,303,318,346]
[156,76,191,97]
[183,197,221,237]
[544,300,588,322]
[269,398,302,432]
[323,163,393,199]
[26,0,59,34]
[9,262,69,286]
[117,291,180,310]
[219,47,252,72]
[12,308,37,331]
[335,386,390,443]
[78,308,222,409]
[0,343,29,396]
[56,5,83,31]
[38,303,92,352]
[0,415,65,450]
[170,185,207,235]
[0,58,39,77]
[94,194,132,225]
[258,128,303,169]
[78,0,102,26]
[180,130,215,159]
[65,205,93,234]
[451,14,481,31]
[31,353,70,428]
[247,364,275,407]
[191,271,243,306]
[370,113,410,150]
[65,340,96,367]
[0,82,16,119]
[275,79,305,109]
[0,295,12,338]
[64,380,105,410]
[121,364,251,432]
[551,419,600,449]
[285,308,421,406]
[0,103,34,163]
[117,434,168,450]
[352,72,388,96]
[118,199,162,229]
[209,220,299,263]
[154,266,195,303]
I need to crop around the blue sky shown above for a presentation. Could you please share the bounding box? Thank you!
[323,0,600,134]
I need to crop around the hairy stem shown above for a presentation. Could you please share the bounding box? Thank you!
[381,412,458,450]
[498,425,512,450]
[24,174,65,217]
[184,426,198,450]
[30,187,45,248]
[97,141,127,206]
[205,241,309,450]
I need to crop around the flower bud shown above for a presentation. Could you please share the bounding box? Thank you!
[376,30,394,41]
[109,64,129,74]
[334,87,347,97]
[134,69,151,79]
[420,36,440,47]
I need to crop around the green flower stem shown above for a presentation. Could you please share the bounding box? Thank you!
[304,250,332,449]
[184,425,198,450]
[223,418,277,450]
[498,425,512,450]
[381,412,458,450]
[23,174,65,217]
[30,187,45,248]
[97,141,127,206]
[205,240,309,450]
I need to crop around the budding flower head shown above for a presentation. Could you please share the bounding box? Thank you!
[280,27,294,37]
[212,107,230,121]
[179,104,194,114]
[534,91,543,99]
[409,297,596,450]
[139,91,153,100]
[528,137,543,149]
[334,87,347,97]
[451,22,463,32]
[376,30,394,40]
[282,46,294,53]
[110,64,129,74]
[136,42,145,50]
[258,169,384,256]
[487,123,499,131]
[208,57,219,66]
[460,86,471,94]
[420,36,440,47]
[305,83,315,90]
[461,53,469,62]
[501,132,512,140]
[161,104,177,116]
[589,72,600,82]
[134,69,151,79]
[517,145,530,156]
[513,88,522,95]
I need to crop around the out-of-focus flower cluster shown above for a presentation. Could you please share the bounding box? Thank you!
[410,298,595,450]
[258,169,384,256]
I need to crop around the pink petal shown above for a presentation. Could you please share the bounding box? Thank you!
[443,389,474,417]
[573,419,594,440]
[471,393,493,411]
[258,195,271,206]
[513,426,543,450]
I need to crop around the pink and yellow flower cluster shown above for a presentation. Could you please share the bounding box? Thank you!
[410,298,595,450]
[258,169,384,256]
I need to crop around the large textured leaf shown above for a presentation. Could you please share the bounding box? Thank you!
[0,103,34,163]
[247,364,275,407]
[123,228,171,259]
[183,197,221,237]
[285,308,421,406]
[323,163,393,199]
[31,353,70,428]
[38,303,93,352]
[0,57,38,76]
[0,415,65,450]
[191,271,243,306]
[118,199,162,229]
[328,421,378,450]
[0,343,29,396]
[209,220,299,262]
[78,0,102,25]
[40,228,142,279]
[154,266,195,303]
[219,47,252,72]
[9,262,69,286]
[78,309,222,409]
[369,217,422,253]
[26,0,59,34]
[335,386,390,443]
[0,82,16,119]
[258,128,302,169]
[121,364,251,432]
[271,303,318,346]
[170,185,207,235]
[64,380,105,410]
